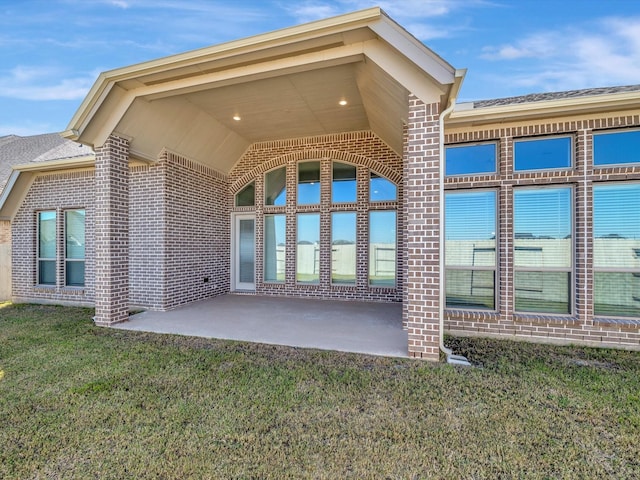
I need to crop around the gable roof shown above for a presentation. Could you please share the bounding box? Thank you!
[62,7,460,172]
[0,133,92,191]
[0,133,94,221]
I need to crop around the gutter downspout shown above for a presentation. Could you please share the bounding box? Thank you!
[439,69,472,366]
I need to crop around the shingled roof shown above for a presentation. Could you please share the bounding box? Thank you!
[471,84,640,108]
[0,133,93,191]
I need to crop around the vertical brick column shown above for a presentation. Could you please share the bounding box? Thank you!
[94,134,130,326]
[405,95,441,360]
[575,128,594,324]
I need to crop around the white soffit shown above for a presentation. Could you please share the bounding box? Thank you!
[64,8,456,172]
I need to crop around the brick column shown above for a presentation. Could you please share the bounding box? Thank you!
[94,134,130,326]
[405,95,441,360]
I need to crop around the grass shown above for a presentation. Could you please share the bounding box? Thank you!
[1,303,639,479]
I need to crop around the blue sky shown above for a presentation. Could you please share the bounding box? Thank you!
[1,0,639,136]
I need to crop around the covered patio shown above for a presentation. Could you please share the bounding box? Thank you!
[113,295,407,358]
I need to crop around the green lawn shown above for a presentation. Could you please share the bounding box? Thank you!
[1,303,639,479]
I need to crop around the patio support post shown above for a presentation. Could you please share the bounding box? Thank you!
[94,134,130,326]
[404,95,441,360]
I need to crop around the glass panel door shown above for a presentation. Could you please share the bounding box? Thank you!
[235,215,255,291]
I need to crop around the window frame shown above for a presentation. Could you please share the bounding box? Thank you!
[37,210,57,286]
[593,127,640,167]
[297,160,321,206]
[263,213,286,284]
[369,171,397,203]
[295,212,321,285]
[445,141,498,177]
[235,181,256,207]
[592,181,640,318]
[513,135,574,173]
[368,210,397,288]
[513,185,574,315]
[264,166,287,206]
[330,211,357,286]
[331,161,357,204]
[64,209,86,288]
[444,188,498,311]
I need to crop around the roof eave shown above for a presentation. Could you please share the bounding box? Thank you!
[448,91,640,127]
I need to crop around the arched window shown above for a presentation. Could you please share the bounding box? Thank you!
[370,172,397,202]
[265,167,286,206]
[235,181,255,207]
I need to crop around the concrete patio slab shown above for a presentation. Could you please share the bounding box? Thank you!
[113,294,408,358]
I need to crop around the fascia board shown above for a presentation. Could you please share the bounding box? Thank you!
[12,156,96,173]
[64,7,383,139]
[448,92,640,126]
[368,15,455,86]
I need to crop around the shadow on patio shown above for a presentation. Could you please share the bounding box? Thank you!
[113,294,408,358]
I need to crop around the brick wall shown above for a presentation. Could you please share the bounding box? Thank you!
[229,130,404,302]
[12,170,95,305]
[163,151,230,308]
[404,97,442,360]
[444,113,640,349]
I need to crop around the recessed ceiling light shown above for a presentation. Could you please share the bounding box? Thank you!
[233,115,241,121]
[339,99,348,106]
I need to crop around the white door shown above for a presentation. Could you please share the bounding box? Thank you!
[234,214,255,291]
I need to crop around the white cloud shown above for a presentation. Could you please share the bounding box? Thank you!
[479,16,640,92]
[0,66,94,101]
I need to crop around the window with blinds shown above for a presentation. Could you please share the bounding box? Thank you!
[514,187,572,314]
[593,183,640,317]
[445,190,497,310]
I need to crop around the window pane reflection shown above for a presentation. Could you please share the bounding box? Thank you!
[370,173,396,202]
[265,167,286,206]
[298,161,320,205]
[332,162,357,203]
[264,215,286,283]
[369,211,396,286]
[331,212,356,285]
[445,143,497,176]
[594,129,640,166]
[514,136,572,171]
[297,214,320,283]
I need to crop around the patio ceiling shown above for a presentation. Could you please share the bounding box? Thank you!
[63,8,458,174]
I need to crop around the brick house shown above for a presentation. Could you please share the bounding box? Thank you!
[0,134,94,301]
[1,8,639,359]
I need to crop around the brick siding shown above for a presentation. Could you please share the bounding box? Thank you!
[444,113,640,349]
[230,130,403,303]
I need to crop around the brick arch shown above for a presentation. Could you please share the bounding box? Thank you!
[231,150,401,194]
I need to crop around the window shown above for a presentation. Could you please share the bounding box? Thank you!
[445,142,497,176]
[514,187,572,314]
[37,211,56,285]
[514,136,572,171]
[445,190,496,309]
[593,129,640,166]
[331,212,356,285]
[370,172,396,202]
[296,213,320,284]
[65,209,85,287]
[298,161,320,205]
[593,183,640,317]
[265,167,286,206]
[332,162,357,203]
[264,214,286,283]
[235,182,255,207]
[369,211,396,286]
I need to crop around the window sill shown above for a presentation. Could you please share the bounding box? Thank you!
[594,317,640,328]
[513,313,579,325]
